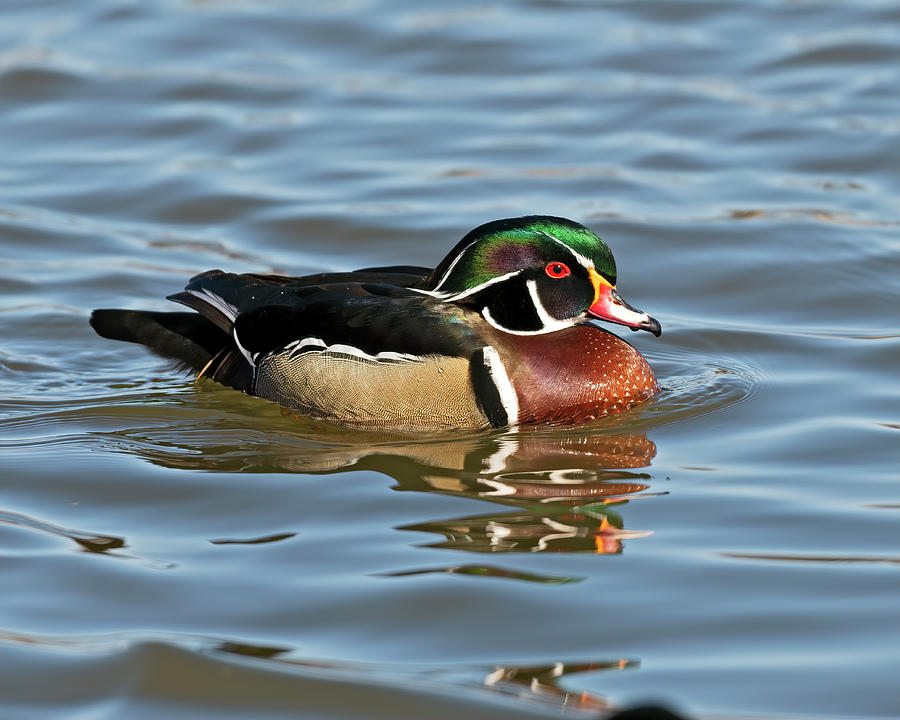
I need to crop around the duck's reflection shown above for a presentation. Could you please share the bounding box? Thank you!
[109,407,658,559]
[397,507,652,556]
[338,427,656,557]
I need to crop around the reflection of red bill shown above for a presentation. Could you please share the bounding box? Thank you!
[594,516,654,554]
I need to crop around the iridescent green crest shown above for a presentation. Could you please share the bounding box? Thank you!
[427,216,617,294]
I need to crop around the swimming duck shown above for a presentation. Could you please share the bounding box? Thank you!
[91,216,661,430]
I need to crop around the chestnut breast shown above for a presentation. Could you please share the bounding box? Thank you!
[490,324,659,425]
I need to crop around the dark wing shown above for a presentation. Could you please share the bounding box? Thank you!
[243,265,431,289]
[168,269,483,364]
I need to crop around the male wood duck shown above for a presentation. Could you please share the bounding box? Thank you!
[91,216,661,430]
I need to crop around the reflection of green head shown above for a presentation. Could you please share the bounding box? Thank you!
[427,216,617,294]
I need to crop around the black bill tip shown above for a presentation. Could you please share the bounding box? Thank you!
[639,316,662,337]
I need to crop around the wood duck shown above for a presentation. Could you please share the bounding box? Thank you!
[91,216,661,430]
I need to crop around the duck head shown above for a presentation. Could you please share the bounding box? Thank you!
[427,216,661,337]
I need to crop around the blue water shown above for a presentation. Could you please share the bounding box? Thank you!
[0,1,898,718]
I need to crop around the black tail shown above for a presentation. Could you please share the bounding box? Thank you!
[89,309,253,391]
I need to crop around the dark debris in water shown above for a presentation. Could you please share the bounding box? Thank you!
[209,531,297,545]
[375,564,583,584]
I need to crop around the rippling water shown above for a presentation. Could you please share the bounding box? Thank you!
[1,1,898,718]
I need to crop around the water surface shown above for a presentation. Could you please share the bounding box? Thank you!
[1,1,898,718]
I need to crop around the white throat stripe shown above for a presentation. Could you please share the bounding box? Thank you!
[482,346,519,427]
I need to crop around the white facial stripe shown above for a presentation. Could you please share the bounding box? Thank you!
[526,279,576,333]
[284,337,419,363]
[482,346,519,427]
[538,230,594,271]
[480,280,580,335]
[481,305,578,336]
[187,288,238,323]
[440,269,523,302]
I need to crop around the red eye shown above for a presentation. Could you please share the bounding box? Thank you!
[545,262,571,279]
